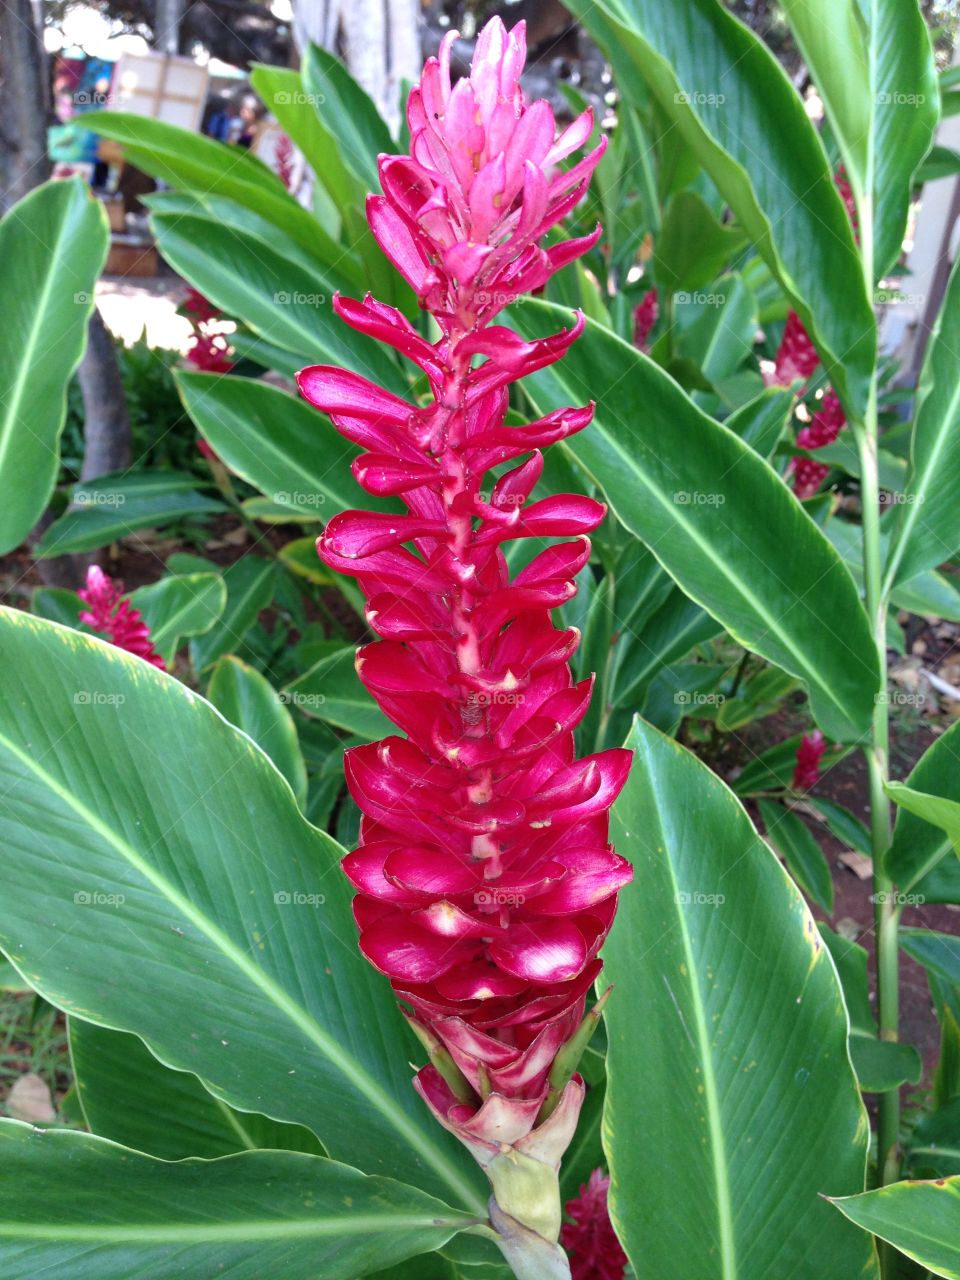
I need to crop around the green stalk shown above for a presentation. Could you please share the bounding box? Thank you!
[857,392,900,1277]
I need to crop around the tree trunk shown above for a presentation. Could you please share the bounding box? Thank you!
[155,0,185,56]
[0,0,50,212]
[293,0,420,135]
[78,310,132,482]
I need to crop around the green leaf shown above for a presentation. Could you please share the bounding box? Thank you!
[779,0,937,277]
[830,1175,960,1279]
[935,1006,960,1112]
[917,144,960,182]
[887,782,960,853]
[653,191,746,293]
[566,0,875,416]
[128,573,226,665]
[176,373,392,520]
[807,796,872,856]
[909,1095,960,1176]
[725,386,795,460]
[818,925,921,1092]
[37,472,227,557]
[207,656,308,806]
[0,178,110,554]
[0,610,483,1210]
[758,799,834,912]
[0,1121,476,1279]
[849,1035,923,1094]
[32,587,84,629]
[614,589,722,710]
[188,556,279,672]
[887,254,960,588]
[516,301,879,740]
[152,214,405,391]
[302,43,394,192]
[602,718,877,1278]
[248,64,363,216]
[901,928,960,991]
[69,1018,324,1158]
[84,112,359,281]
[284,645,392,740]
[885,727,960,891]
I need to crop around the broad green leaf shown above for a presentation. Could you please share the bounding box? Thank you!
[153,214,406,391]
[935,1006,960,1111]
[887,783,960,854]
[128,572,226,665]
[818,925,921,1092]
[176,373,393,520]
[84,111,360,281]
[0,610,483,1210]
[37,471,227,557]
[887,254,960,588]
[0,1121,476,1279]
[207,656,308,806]
[826,515,960,620]
[901,929,960,991]
[142,190,340,283]
[675,273,757,411]
[0,178,109,555]
[830,1175,960,1279]
[32,587,84,629]
[248,64,362,217]
[918,144,960,182]
[653,191,746,294]
[849,1036,923,1094]
[284,645,392,740]
[908,1096,960,1176]
[886,725,960,891]
[303,43,394,192]
[779,0,937,277]
[726,386,795,460]
[279,536,336,585]
[602,719,877,1278]
[69,1018,324,1159]
[517,301,879,740]
[566,0,875,416]
[188,556,279,671]
[758,798,834,912]
[614,589,722,710]
[807,797,872,856]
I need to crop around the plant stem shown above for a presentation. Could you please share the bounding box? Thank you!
[857,390,900,1276]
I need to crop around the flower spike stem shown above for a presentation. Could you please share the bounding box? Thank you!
[296,18,633,1279]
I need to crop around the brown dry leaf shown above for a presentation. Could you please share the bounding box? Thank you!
[6,1072,55,1123]
[838,850,873,880]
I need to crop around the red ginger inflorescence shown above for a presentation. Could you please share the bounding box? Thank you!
[78,566,165,669]
[297,15,632,1208]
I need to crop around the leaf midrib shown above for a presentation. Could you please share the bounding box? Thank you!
[613,746,737,1277]
[0,197,79,481]
[0,726,483,1213]
[0,1214,468,1244]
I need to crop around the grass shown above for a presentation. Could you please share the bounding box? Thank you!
[0,981,72,1119]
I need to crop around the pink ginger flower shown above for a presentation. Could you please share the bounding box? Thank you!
[770,308,821,388]
[297,14,632,1251]
[792,730,826,792]
[275,133,296,190]
[791,389,846,498]
[562,1170,628,1280]
[186,329,234,374]
[632,287,658,350]
[182,287,220,324]
[78,566,164,669]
